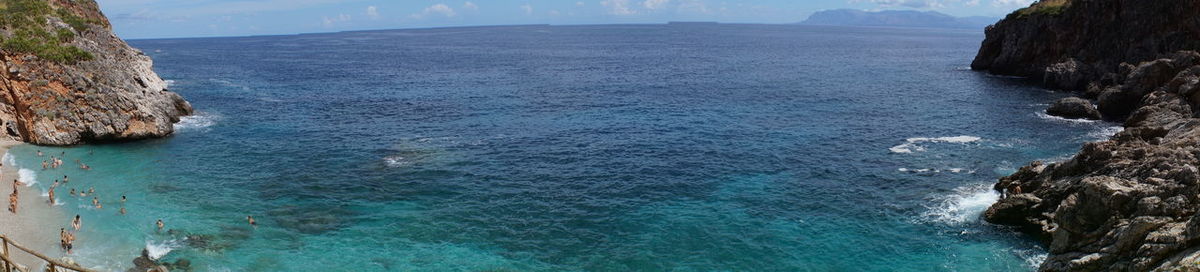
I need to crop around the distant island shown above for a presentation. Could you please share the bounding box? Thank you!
[799,9,997,29]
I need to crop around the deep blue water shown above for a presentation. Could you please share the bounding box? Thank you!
[9,24,1120,271]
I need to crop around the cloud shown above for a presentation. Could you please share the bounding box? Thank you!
[992,0,1034,7]
[463,2,479,11]
[366,6,379,20]
[850,0,944,9]
[676,0,709,14]
[412,4,457,19]
[601,0,637,15]
[643,0,671,10]
[321,13,351,28]
[518,3,532,15]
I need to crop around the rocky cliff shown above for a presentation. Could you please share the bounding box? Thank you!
[975,0,1200,271]
[0,0,191,145]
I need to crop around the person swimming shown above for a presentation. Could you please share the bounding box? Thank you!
[72,215,81,231]
[88,187,95,195]
[92,197,101,209]
[156,219,165,231]
[120,206,126,215]
[41,160,47,170]
[63,175,68,183]
[122,195,127,202]
[247,215,257,226]
[69,188,76,196]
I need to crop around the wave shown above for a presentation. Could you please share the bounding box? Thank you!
[1086,126,1124,141]
[920,183,998,225]
[897,168,975,174]
[383,155,408,167]
[889,136,982,153]
[164,80,177,88]
[146,240,181,260]
[18,168,36,187]
[1,152,14,168]
[1015,248,1048,269]
[175,113,218,132]
[1035,112,1097,124]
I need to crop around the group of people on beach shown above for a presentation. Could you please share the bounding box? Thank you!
[9,149,259,256]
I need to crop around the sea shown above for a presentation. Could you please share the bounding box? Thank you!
[4,24,1120,271]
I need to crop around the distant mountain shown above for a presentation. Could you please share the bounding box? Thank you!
[799,9,998,29]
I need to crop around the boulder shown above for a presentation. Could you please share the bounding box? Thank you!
[1046,97,1102,120]
[1044,59,1093,91]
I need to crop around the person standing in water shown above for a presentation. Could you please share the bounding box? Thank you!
[156,219,165,231]
[92,197,101,209]
[72,215,81,231]
[48,185,55,205]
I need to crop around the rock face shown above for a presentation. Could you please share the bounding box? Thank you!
[0,0,191,145]
[971,0,1200,92]
[975,1,1200,271]
[1046,97,1101,120]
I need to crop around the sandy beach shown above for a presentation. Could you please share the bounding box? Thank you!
[0,140,70,270]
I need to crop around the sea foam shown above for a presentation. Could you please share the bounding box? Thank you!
[922,184,998,225]
[174,113,218,132]
[18,168,36,187]
[146,240,181,260]
[889,136,982,153]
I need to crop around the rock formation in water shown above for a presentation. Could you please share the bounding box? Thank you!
[0,0,191,145]
[1047,97,1101,120]
[974,0,1200,271]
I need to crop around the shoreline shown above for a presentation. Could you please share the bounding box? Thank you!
[0,140,71,270]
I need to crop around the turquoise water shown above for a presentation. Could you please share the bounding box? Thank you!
[8,24,1120,271]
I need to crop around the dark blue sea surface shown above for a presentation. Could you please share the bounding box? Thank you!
[11,24,1120,271]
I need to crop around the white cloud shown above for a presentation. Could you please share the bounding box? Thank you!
[463,1,479,11]
[992,0,1034,7]
[601,0,636,15]
[850,0,944,9]
[412,4,457,19]
[520,3,533,15]
[643,0,670,10]
[365,6,379,20]
[321,13,351,28]
[676,0,709,13]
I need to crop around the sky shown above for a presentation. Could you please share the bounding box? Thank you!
[96,0,1037,39]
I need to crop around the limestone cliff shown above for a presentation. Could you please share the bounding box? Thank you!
[975,0,1200,271]
[0,0,191,145]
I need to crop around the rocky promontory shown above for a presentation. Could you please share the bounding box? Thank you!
[0,0,191,145]
[974,0,1200,271]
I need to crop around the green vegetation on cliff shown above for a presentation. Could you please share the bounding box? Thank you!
[0,0,95,64]
[1007,0,1071,19]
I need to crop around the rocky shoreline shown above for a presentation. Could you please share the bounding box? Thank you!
[0,0,191,145]
[972,0,1200,271]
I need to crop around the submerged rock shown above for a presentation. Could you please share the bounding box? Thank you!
[1046,97,1101,120]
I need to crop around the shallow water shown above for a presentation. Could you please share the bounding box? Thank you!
[9,24,1119,271]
